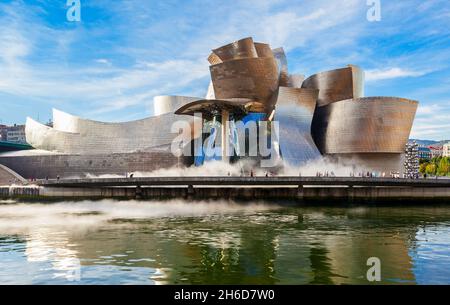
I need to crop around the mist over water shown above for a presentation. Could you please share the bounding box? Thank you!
[82,157,364,179]
[0,199,277,234]
[287,157,364,176]
[1,199,450,285]
[3,157,447,285]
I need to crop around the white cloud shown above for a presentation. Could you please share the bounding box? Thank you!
[415,104,442,116]
[0,8,209,117]
[0,0,366,120]
[0,0,448,138]
[365,68,427,81]
[95,59,111,66]
[410,103,450,140]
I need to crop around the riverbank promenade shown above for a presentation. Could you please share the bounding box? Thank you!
[36,176,450,188]
[1,176,449,203]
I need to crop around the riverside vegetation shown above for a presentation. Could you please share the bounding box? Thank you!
[420,157,450,177]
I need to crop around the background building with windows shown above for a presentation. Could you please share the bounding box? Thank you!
[0,124,26,144]
[443,143,450,157]
[429,145,443,158]
[418,146,432,160]
[6,125,26,144]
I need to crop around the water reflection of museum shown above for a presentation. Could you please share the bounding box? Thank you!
[22,208,424,284]
[0,37,418,178]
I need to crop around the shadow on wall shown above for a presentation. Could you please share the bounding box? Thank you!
[0,164,26,186]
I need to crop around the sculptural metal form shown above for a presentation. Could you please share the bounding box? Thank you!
[0,37,418,178]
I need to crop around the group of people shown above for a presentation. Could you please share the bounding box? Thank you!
[30,176,59,181]
[315,171,336,177]
[349,171,423,179]
[349,171,400,178]
[233,170,406,178]
[350,171,386,178]
[235,170,422,179]
[235,170,277,177]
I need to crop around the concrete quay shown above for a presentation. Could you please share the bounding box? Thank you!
[36,176,450,188]
[0,177,449,203]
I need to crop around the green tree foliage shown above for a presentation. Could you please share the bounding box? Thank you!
[419,157,450,176]
[439,158,449,175]
[425,163,437,175]
[419,163,427,174]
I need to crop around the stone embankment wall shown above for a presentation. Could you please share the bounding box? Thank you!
[1,185,449,203]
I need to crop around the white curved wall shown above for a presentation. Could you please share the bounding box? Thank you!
[26,117,81,153]
[28,96,202,155]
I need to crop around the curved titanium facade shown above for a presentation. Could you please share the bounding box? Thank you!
[53,96,197,133]
[254,43,274,59]
[274,87,322,165]
[26,117,81,153]
[210,57,279,107]
[0,37,421,177]
[208,38,286,113]
[272,48,290,87]
[311,97,418,154]
[302,65,364,107]
[212,37,258,62]
[29,101,197,155]
[207,53,223,65]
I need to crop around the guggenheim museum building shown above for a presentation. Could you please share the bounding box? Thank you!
[0,37,418,179]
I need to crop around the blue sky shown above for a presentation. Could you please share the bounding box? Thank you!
[0,0,449,140]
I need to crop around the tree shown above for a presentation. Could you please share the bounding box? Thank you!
[438,157,449,176]
[425,163,436,175]
[419,163,428,174]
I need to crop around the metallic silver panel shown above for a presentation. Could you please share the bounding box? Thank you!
[17,37,421,176]
[350,65,365,98]
[26,117,82,153]
[272,47,290,87]
[207,53,223,65]
[53,96,197,132]
[274,87,322,166]
[212,37,258,62]
[27,108,196,155]
[254,43,274,58]
[312,97,418,154]
[302,65,364,107]
[210,57,279,108]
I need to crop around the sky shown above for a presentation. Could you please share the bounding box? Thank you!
[0,0,449,140]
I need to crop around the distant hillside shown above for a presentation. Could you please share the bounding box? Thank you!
[410,139,450,146]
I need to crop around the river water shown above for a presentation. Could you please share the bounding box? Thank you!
[0,199,449,285]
